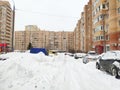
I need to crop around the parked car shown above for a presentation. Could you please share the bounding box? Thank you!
[49,50,58,57]
[65,53,74,57]
[74,53,86,59]
[96,51,120,78]
[82,51,98,64]
[68,53,74,57]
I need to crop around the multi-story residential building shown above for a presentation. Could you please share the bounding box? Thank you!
[74,0,92,53]
[15,25,74,52]
[84,0,93,52]
[108,0,120,50]
[73,20,81,52]
[73,0,120,54]
[0,1,12,52]
[68,32,74,52]
[24,25,41,49]
[73,28,76,51]
[80,12,85,52]
[92,0,120,53]
[15,31,25,50]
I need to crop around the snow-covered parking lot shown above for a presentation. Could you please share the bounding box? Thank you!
[0,52,120,90]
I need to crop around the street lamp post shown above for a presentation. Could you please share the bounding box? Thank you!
[11,0,15,52]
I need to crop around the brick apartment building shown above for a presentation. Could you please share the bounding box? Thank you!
[74,0,120,54]
[15,25,74,52]
[74,0,93,53]
[15,0,120,53]
[92,0,120,53]
[0,1,12,52]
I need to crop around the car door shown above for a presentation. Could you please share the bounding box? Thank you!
[100,52,116,71]
[99,57,107,70]
[106,52,117,71]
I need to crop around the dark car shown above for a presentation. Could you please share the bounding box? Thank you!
[96,51,120,78]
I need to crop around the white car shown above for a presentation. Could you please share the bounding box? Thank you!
[83,51,98,64]
[74,53,86,59]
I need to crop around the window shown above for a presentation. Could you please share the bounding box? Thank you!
[102,4,106,9]
[106,35,109,40]
[106,45,110,51]
[106,24,109,31]
[119,20,120,26]
[101,36,104,40]
[118,7,120,13]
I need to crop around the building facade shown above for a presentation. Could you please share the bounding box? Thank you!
[73,20,81,52]
[15,25,74,52]
[83,0,93,53]
[0,1,12,52]
[92,0,120,53]
[15,0,120,53]
[73,0,120,53]
[73,0,93,53]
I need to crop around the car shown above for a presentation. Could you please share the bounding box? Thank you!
[68,53,74,57]
[82,51,98,64]
[49,50,57,57]
[74,53,86,59]
[65,53,74,57]
[96,51,120,78]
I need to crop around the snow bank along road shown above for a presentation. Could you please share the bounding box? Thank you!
[0,52,120,90]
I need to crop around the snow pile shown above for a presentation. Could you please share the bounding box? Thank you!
[0,52,120,90]
[0,52,54,90]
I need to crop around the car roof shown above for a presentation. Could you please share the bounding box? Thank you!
[107,50,120,53]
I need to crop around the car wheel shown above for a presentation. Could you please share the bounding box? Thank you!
[111,68,117,77]
[96,63,100,69]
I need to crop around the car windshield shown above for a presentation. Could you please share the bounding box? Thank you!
[88,51,96,55]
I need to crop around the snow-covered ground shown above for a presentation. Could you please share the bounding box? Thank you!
[0,52,120,90]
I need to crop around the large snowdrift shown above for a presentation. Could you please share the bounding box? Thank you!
[0,52,120,90]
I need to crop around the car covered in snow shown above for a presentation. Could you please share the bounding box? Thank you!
[96,51,120,78]
[74,53,86,59]
[65,53,74,57]
[83,51,98,64]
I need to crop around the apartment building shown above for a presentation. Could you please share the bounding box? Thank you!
[92,0,120,53]
[24,25,42,49]
[80,12,85,52]
[108,0,120,50]
[74,0,92,53]
[68,32,74,52]
[84,0,93,52]
[73,20,81,52]
[15,25,74,52]
[15,31,25,50]
[73,0,120,53]
[45,30,73,52]
[0,1,12,51]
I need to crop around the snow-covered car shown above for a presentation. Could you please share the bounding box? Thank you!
[74,53,86,59]
[96,51,120,78]
[65,53,74,57]
[68,53,74,57]
[82,51,98,64]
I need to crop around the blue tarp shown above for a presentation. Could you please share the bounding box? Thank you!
[30,48,48,55]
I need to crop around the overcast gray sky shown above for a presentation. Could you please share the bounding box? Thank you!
[13,0,89,31]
